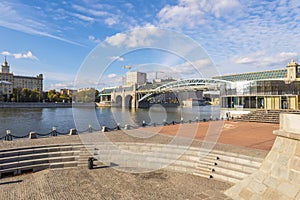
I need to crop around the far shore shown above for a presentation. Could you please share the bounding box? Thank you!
[0,102,73,108]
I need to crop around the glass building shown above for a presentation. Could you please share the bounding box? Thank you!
[214,60,300,110]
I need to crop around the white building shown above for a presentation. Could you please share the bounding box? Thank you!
[125,71,147,86]
[0,57,43,95]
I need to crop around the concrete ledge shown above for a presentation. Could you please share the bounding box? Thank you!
[225,113,300,199]
[280,113,300,135]
[273,130,300,140]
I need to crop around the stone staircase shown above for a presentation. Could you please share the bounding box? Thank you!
[83,142,264,183]
[234,109,300,124]
[0,144,83,178]
[0,142,264,184]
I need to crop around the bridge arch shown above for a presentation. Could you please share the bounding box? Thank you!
[115,95,122,107]
[124,94,133,108]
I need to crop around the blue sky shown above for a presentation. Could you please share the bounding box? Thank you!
[0,0,300,90]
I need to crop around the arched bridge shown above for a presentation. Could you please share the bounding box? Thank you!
[138,78,231,102]
[100,78,231,108]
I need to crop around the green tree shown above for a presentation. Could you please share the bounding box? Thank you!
[47,90,56,102]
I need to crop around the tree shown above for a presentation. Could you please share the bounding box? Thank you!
[47,90,57,102]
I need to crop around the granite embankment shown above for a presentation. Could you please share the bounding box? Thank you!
[0,102,72,108]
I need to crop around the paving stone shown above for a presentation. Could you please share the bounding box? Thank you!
[263,175,281,189]
[239,188,253,199]
[247,180,267,195]
[290,157,300,171]
[277,181,299,199]
[295,142,300,157]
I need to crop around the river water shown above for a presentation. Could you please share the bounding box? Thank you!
[0,105,220,137]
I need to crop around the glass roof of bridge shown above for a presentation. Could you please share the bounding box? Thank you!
[213,69,287,82]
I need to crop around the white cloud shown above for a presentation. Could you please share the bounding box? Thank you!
[232,51,299,67]
[210,0,241,17]
[1,51,38,60]
[48,82,74,90]
[105,33,127,47]
[71,13,94,22]
[0,2,83,46]
[157,0,241,29]
[97,74,123,87]
[88,35,101,43]
[104,25,160,48]
[169,59,216,78]
[107,73,117,78]
[105,17,118,26]
[110,56,124,61]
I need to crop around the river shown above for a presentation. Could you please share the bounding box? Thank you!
[0,105,220,137]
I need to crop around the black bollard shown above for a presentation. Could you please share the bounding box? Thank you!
[88,125,93,133]
[52,127,57,136]
[142,120,146,127]
[88,157,94,169]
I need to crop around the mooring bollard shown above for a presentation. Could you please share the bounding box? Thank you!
[69,129,77,135]
[153,123,156,127]
[142,120,146,127]
[29,132,37,139]
[116,123,121,130]
[88,124,92,133]
[196,117,199,123]
[101,126,107,132]
[88,157,94,169]
[124,124,130,130]
[181,117,184,124]
[52,127,57,136]
[5,130,12,141]
[163,120,167,126]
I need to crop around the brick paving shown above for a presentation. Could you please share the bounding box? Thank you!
[0,168,232,200]
[0,121,278,199]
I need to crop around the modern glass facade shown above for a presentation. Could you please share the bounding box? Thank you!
[220,80,300,110]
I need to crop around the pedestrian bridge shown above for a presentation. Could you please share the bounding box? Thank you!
[102,78,231,108]
[138,78,231,102]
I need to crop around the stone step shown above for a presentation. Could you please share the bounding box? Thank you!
[211,171,242,183]
[0,143,83,154]
[215,159,258,174]
[0,151,80,163]
[194,165,213,179]
[212,164,250,180]
[0,156,79,170]
[0,145,83,158]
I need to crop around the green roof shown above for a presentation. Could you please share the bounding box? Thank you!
[213,69,287,82]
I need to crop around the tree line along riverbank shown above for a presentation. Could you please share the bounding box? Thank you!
[0,102,73,108]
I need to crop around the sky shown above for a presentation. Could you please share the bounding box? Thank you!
[0,0,300,90]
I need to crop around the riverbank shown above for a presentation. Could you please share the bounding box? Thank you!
[0,125,264,200]
[0,102,99,108]
[0,121,278,199]
[0,102,72,108]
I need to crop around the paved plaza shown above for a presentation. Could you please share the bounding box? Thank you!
[0,121,278,199]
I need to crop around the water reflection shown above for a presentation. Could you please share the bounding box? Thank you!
[0,106,220,136]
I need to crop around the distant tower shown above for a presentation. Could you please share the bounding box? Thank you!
[1,56,10,73]
[285,59,299,83]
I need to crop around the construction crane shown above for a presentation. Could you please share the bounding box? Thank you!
[122,65,131,72]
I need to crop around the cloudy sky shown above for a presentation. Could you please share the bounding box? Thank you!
[0,0,300,90]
